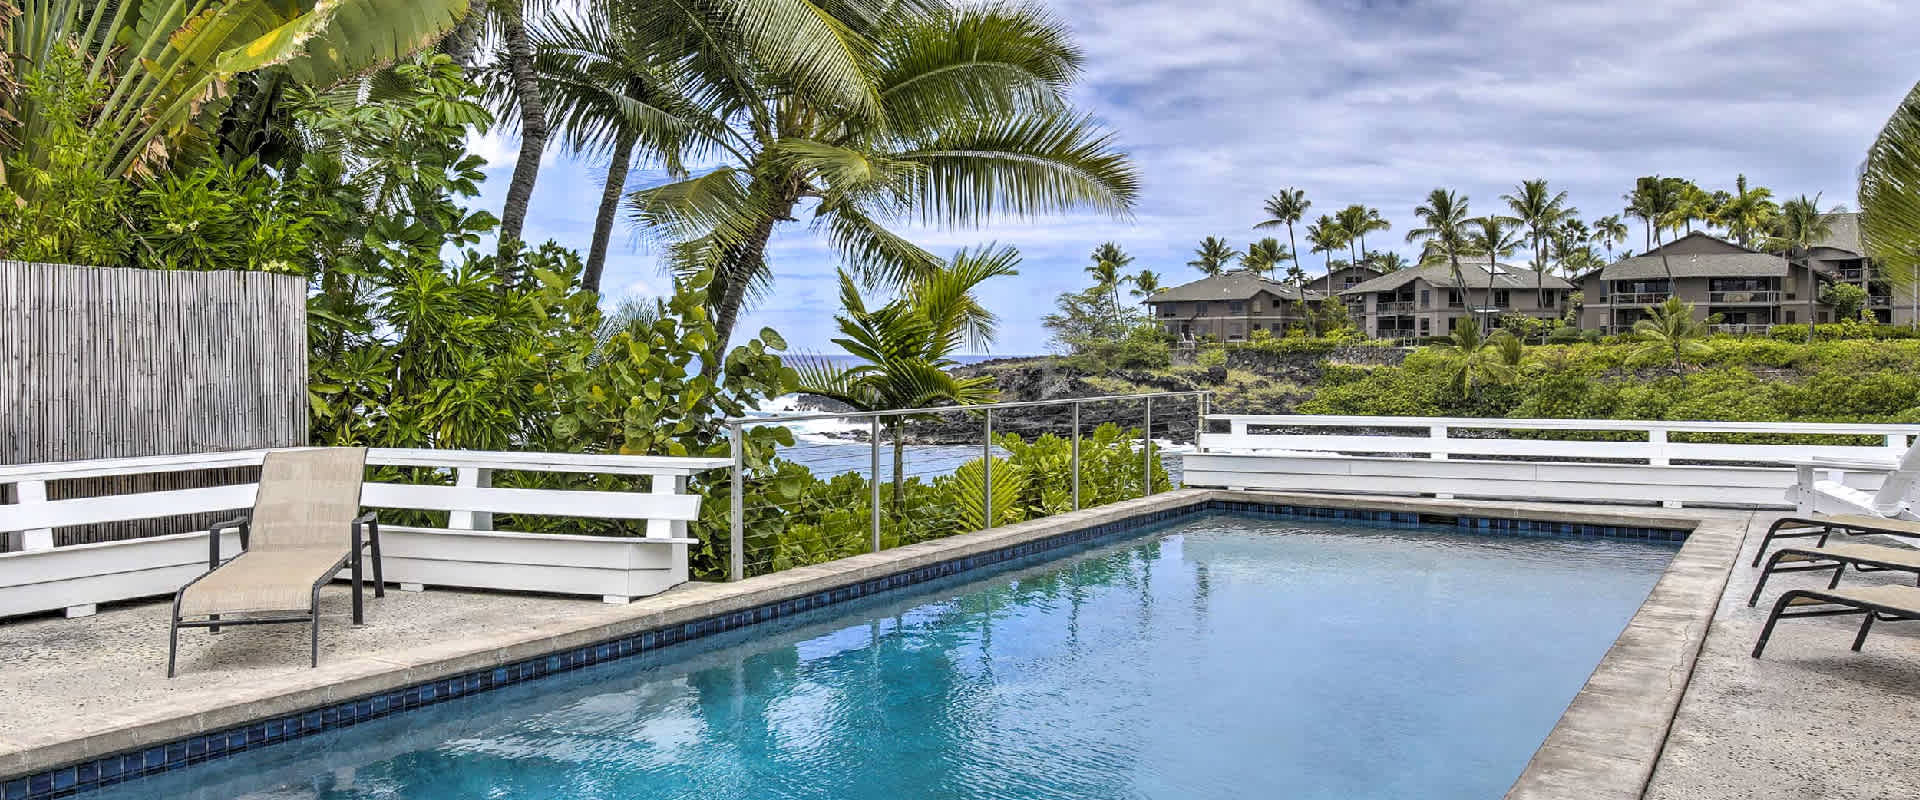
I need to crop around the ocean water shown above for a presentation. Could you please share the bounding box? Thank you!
[103,514,1673,800]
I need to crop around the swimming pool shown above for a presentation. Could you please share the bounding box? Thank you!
[96,512,1674,799]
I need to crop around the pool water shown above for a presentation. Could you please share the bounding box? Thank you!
[105,514,1674,800]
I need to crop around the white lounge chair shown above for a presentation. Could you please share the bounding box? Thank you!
[1790,436,1920,521]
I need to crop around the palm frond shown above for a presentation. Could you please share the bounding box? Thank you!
[819,203,944,288]
[1861,79,1920,290]
[893,110,1138,225]
[871,0,1079,134]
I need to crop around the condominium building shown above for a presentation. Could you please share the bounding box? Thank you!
[1340,262,1574,339]
[1575,232,1831,334]
[1144,270,1323,342]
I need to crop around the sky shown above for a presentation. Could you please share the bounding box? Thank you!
[472,0,1920,356]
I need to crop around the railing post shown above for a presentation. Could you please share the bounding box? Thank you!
[1648,428,1670,466]
[870,415,882,553]
[1196,392,1209,450]
[644,473,686,539]
[1071,401,1082,511]
[1429,425,1450,460]
[449,467,493,531]
[12,480,53,551]
[982,408,994,529]
[1143,396,1154,497]
[729,421,745,582]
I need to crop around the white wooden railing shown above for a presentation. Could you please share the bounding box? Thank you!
[0,448,729,619]
[1188,415,1920,509]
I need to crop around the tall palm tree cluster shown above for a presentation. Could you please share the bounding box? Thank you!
[467,0,1139,370]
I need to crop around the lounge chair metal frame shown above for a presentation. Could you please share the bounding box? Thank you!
[1748,543,1920,608]
[166,511,383,677]
[1750,515,1920,568]
[1752,588,1920,658]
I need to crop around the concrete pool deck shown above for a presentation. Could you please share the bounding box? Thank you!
[2,490,1916,798]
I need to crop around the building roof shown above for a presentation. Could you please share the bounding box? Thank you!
[1339,262,1573,295]
[1593,233,1797,280]
[1812,212,1863,255]
[1146,270,1315,303]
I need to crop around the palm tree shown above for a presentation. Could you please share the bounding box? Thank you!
[1859,79,1920,330]
[1406,188,1475,324]
[1592,214,1630,261]
[1502,179,1576,306]
[1241,237,1288,276]
[1129,269,1163,299]
[1625,176,1686,283]
[1668,180,1714,235]
[1429,317,1516,399]
[2,0,469,192]
[1764,194,1837,342]
[1306,215,1347,290]
[1632,297,1714,367]
[1256,188,1311,275]
[632,1,1138,374]
[1371,252,1409,272]
[1335,204,1390,263]
[1189,236,1236,276]
[793,245,1018,504]
[1085,242,1132,319]
[1469,215,1523,325]
[501,9,694,293]
[1714,174,1779,247]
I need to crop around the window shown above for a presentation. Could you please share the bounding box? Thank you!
[1251,299,1262,312]
[1229,301,1245,314]
[1158,304,1176,318]
[1196,302,1209,315]
[1270,323,1284,333]
[1420,289,1431,309]
[1543,292,1556,308]
[1419,318,1430,336]
[1494,290,1511,307]
[1786,310,1796,323]
[1447,290,1463,307]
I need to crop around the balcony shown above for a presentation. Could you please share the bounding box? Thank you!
[1707,291,1782,304]
[1837,267,1866,281]
[1709,323,1772,335]
[1606,292,1672,305]
[1870,295,1894,307]
[1374,301,1415,313]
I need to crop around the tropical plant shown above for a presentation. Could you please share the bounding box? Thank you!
[1625,175,1685,282]
[1428,317,1515,397]
[1256,187,1310,274]
[1860,81,1920,311]
[1189,236,1236,276]
[1406,188,1475,315]
[1632,297,1714,367]
[792,245,1018,503]
[1713,174,1778,247]
[1085,241,1133,318]
[492,7,695,292]
[1592,214,1630,261]
[1468,214,1522,322]
[1822,282,1869,320]
[631,1,1138,373]
[1129,269,1162,298]
[1502,179,1576,305]
[2,0,469,193]
[1369,251,1409,272]
[1669,179,1714,235]
[1764,194,1837,342]
[1241,237,1288,276]
[1335,204,1390,262]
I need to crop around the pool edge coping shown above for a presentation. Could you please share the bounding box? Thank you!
[1,489,1724,798]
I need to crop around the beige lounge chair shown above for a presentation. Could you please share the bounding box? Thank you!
[1752,584,1920,658]
[167,448,382,677]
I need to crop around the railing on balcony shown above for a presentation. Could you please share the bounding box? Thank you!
[1708,291,1782,304]
[1374,301,1416,313]
[1838,268,1866,281]
[1869,295,1893,307]
[1606,292,1672,305]
[1709,323,1772,335]
[1186,414,1920,509]
[0,449,730,617]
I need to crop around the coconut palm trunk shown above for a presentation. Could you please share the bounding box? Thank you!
[583,131,637,294]
[497,0,551,271]
[706,192,803,377]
